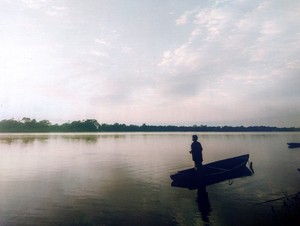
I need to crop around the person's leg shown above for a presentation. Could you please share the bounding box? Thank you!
[195,162,203,176]
[196,162,204,187]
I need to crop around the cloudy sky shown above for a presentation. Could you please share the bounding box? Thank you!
[0,0,299,127]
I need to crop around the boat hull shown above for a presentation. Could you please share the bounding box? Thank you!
[287,143,300,149]
[170,154,252,189]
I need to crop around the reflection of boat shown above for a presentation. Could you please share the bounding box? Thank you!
[287,143,300,149]
[170,154,253,189]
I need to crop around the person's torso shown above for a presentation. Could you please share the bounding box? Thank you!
[191,141,202,161]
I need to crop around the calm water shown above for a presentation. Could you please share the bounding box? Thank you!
[0,132,299,226]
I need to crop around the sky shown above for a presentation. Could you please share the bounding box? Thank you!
[0,0,300,127]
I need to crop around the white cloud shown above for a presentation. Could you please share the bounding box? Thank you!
[46,5,67,17]
[91,50,107,57]
[159,44,202,72]
[121,46,131,54]
[176,11,191,25]
[21,0,48,9]
[260,20,281,35]
[157,0,300,126]
[94,39,110,46]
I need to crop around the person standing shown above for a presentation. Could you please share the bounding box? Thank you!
[190,135,203,172]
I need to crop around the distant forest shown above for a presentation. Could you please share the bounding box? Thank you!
[0,118,299,133]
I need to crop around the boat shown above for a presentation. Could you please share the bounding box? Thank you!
[170,154,252,189]
[287,143,300,149]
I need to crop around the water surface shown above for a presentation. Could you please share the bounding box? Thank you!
[0,132,299,225]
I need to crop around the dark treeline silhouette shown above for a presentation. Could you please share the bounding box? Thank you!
[0,118,299,133]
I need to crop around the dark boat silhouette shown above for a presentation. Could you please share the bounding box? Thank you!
[287,143,300,149]
[170,154,253,189]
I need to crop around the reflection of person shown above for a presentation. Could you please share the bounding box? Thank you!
[196,185,211,224]
[189,135,203,172]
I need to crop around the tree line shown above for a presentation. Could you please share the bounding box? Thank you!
[0,118,299,133]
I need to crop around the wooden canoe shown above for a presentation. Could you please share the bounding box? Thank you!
[170,154,252,189]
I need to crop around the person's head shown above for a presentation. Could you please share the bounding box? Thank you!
[192,135,198,141]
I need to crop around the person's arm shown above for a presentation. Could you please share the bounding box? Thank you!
[190,143,193,153]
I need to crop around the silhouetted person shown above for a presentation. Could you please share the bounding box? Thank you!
[190,135,203,174]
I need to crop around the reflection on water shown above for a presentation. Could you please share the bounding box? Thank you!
[0,133,128,145]
[196,186,211,224]
[0,132,299,225]
[0,134,49,144]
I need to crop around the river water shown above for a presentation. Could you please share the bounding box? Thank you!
[0,132,299,225]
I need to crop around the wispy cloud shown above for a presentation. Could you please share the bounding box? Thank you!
[156,0,300,125]
[21,0,48,9]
